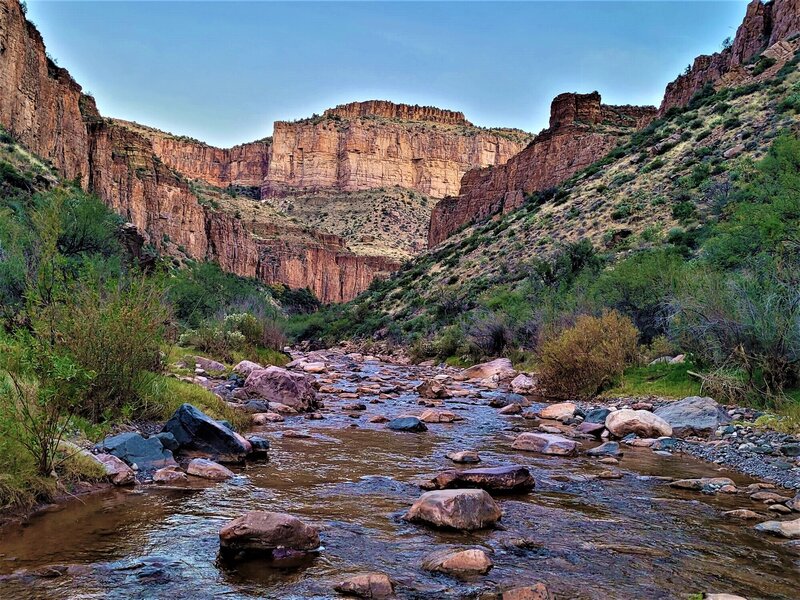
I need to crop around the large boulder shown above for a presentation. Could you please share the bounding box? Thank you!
[163,404,252,463]
[539,402,576,421]
[244,366,318,411]
[404,489,502,530]
[219,511,320,557]
[510,373,536,395]
[512,432,579,456]
[462,358,515,380]
[421,548,493,576]
[653,396,731,437]
[754,517,800,539]
[333,572,395,598]
[233,360,264,378]
[428,466,535,492]
[96,432,176,472]
[605,409,672,439]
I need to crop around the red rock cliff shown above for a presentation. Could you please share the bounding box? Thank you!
[0,0,91,184]
[660,0,800,113]
[112,120,270,189]
[263,101,531,199]
[428,93,656,247]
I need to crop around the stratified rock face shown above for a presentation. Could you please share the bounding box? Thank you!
[113,120,271,188]
[428,93,656,246]
[263,101,530,199]
[660,0,800,113]
[0,0,92,184]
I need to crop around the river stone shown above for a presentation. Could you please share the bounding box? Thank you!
[419,409,460,423]
[96,432,176,472]
[333,572,395,598]
[512,432,579,456]
[502,584,553,600]
[670,477,735,492]
[498,403,522,415]
[754,517,800,539]
[586,441,622,457]
[152,432,180,452]
[95,453,135,486]
[187,458,235,480]
[429,466,535,492]
[462,358,514,380]
[653,396,731,437]
[415,379,450,399]
[723,509,761,520]
[153,465,188,484]
[539,402,576,421]
[446,451,481,464]
[421,548,493,576]
[244,366,318,411]
[510,373,536,394]
[584,407,612,424]
[405,489,502,530]
[605,409,672,439]
[233,360,264,378]
[163,404,252,463]
[252,412,284,424]
[302,361,327,374]
[387,416,428,432]
[576,422,605,437]
[219,511,320,556]
[247,435,270,460]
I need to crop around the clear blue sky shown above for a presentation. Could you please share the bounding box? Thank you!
[26,1,749,147]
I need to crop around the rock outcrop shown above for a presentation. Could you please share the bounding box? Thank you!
[263,102,530,199]
[428,93,656,246]
[659,0,800,114]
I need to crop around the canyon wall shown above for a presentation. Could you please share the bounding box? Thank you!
[112,120,271,189]
[660,0,800,113]
[428,93,656,247]
[263,104,531,199]
[0,0,91,185]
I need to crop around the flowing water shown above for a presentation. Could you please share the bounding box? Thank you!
[0,354,798,599]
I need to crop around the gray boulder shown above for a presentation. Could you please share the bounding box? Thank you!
[96,432,176,472]
[163,403,252,463]
[653,396,731,437]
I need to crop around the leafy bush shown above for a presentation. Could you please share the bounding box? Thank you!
[537,311,639,398]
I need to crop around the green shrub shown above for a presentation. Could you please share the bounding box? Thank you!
[537,311,640,398]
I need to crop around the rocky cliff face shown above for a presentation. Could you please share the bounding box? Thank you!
[0,0,91,185]
[263,102,531,199]
[660,0,800,113]
[428,93,656,247]
[112,120,270,189]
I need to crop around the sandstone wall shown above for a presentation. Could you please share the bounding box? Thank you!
[0,0,91,184]
[263,106,530,199]
[324,101,471,125]
[660,0,800,113]
[428,93,656,246]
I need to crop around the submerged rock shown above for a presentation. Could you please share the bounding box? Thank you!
[653,396,731,437]
[333,572,395,598]
[405,489,502,530]
[605,409,672,439]
[421,548,493,576]
[428,465,535,492]
[512,432,579,456]
[187,458,235,480]
[387,416,428,432]
[755,517,800,539]
[219,511,320,557]
[163,404,252,463]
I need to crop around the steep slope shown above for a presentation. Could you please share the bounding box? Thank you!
[428,93,656,246]
[314,32,800,341]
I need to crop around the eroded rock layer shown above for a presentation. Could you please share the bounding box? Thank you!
[660,0,800,113]
[428,93,656,247]
[263,105,531,199]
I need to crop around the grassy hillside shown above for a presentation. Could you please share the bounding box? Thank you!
[289,48,800,418]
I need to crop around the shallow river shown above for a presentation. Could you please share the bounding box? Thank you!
[0,355,798,599]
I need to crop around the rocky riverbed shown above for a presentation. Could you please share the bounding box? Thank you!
[0,349,798,599]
